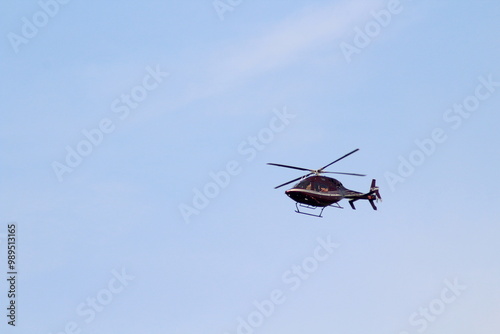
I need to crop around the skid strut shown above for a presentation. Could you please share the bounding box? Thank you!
[294,202,343,218]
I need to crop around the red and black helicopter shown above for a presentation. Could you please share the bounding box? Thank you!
[268,149,381,217]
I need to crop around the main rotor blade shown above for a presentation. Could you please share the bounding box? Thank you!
[319,148,359,171]
[274,173,312,189]
[267,163,313,173]
[322,171,366,177]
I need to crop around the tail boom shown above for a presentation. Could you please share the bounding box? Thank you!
[346,179,382,210]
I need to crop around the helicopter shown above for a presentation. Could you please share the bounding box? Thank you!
[267,149,382,217]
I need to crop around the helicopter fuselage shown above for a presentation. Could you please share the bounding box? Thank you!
[285,175,364,207]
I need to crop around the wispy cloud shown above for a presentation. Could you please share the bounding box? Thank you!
[210,1,385,86]
[151,1,387,115]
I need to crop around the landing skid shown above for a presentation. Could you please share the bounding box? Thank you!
[294,202,343,218]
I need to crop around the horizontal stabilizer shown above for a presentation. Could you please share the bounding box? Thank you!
[348,179,381,210]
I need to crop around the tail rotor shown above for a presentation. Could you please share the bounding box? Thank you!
[368,179,382,210]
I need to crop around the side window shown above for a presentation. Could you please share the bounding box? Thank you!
[317,182,330,192]
[296,180,312,189]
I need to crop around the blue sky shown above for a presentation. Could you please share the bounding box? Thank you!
[1,0,500,333]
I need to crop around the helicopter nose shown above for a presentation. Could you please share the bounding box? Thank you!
[285,189,297,199]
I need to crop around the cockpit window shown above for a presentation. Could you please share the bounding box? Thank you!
[295,177,340,191]
[295,179,312,190]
